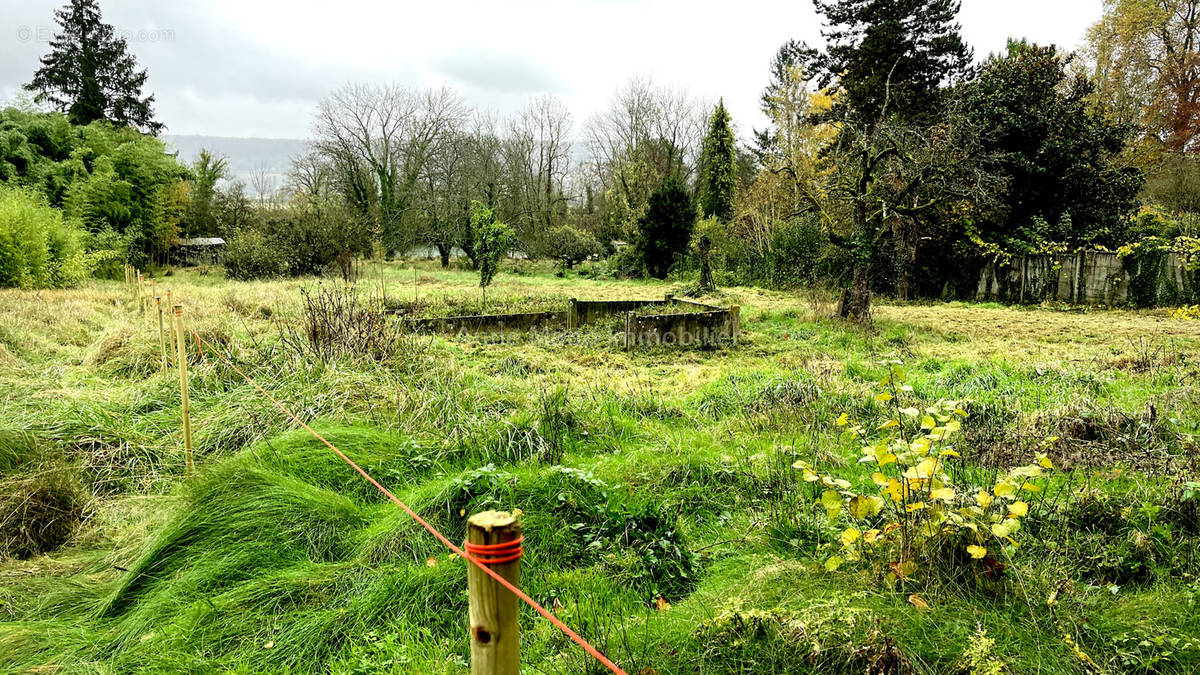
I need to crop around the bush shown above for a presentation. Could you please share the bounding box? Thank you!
[225,204,366,281]
[544,225,602,270]
[0,186,87,288]
[606,244,645,278]
[223,227,287,280]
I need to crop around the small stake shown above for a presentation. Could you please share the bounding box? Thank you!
[625,311,635,352]
[138,273,146,316]
[466,511,522,675]
[174,304,194,475]
[166,288,176,348]
[156,296,167,374]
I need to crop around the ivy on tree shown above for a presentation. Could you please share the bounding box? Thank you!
[638,175,696,279]
[25,0,163,134]
[698,100,737,222]
[471,201,515,301]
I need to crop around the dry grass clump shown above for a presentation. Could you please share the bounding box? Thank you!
[82,325,137,367]
[0,462,90,560]
[979,401,1191,474]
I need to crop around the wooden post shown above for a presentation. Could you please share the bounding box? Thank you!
[173,304,193,475]
[664,292,674,304]
[137,273,146,316]
[467,511,522,675]
[568,298,578,330]
[625,311,636,351]
[731,305,741,344]
[166,288,176,348]
[156,296,167,374]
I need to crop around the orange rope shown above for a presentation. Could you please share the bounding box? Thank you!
[188,328,628,675]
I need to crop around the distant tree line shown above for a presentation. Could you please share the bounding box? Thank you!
[4,0,1200,312]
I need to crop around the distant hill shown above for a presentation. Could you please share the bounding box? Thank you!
[163,135,311,190]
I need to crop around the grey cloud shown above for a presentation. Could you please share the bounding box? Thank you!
[431,48,569,95]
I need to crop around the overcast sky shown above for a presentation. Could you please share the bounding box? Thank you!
[2,0,1104,140]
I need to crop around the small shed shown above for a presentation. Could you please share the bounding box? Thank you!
[176,237,226,266]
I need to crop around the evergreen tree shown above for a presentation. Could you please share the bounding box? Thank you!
[959,41,1143,250]
[638,175,696,279]
[698,100,738,222]
[788,0,973,124]
[25,0,163,134]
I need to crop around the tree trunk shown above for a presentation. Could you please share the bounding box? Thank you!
[839,266,872,321]
[436,244,451,268]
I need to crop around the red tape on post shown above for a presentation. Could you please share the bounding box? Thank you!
[464,535,524,565]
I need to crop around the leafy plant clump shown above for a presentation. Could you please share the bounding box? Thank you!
[797,361,1053,590]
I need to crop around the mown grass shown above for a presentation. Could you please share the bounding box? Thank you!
[0,258,1198,673]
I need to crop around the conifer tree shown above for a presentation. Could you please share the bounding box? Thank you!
[788,0,973,125]
[698,100,737,222]
[25,0,163,134]
[638,175,696,279]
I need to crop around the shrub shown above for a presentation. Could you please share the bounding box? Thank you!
[798,362,1054,590]
[544,225,602,270]
[223,227,287,280]
[225,204,367,280]
[276,284,416,364]
[0,186,87,288]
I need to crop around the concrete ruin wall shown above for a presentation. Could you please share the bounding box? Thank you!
[407,311,568,334]
[625,307,740,349]
[569,298,670,328]
[976,251,1197,306]
[404,293,742,349]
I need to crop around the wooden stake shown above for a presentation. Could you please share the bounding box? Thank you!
[173,304,193,475]
[166,288,176,348]
[137,273,146,316]
[625,311,636,351]
[155,296,168,373]
[467,511,522,675]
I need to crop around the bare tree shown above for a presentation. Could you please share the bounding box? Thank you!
[287,150,333,203]
[313,84,467,253]
[249,162,276,207]
[503,95,573,253]
[583,78,707,241]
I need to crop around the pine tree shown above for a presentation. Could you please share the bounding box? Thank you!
[795,0,973,124]
[638,174,696,279]
[698,100,737,223]
[25,0,163,134]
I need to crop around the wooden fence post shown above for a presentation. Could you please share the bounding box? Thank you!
[173,304,193,475]
[568,298,578,330]
[166,288,176,348]
[466,511,523,675]
[664,292,674,304]
[625,311,635,351]
[731,305,741,344]
[156,296,167,374]
[138,273,146,316]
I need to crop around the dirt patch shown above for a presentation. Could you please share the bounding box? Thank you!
[977,402,1194,474]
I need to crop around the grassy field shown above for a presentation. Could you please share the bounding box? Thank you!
[1,259,1198,673]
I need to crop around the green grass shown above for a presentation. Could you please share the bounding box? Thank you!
[0,259,1198,673]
